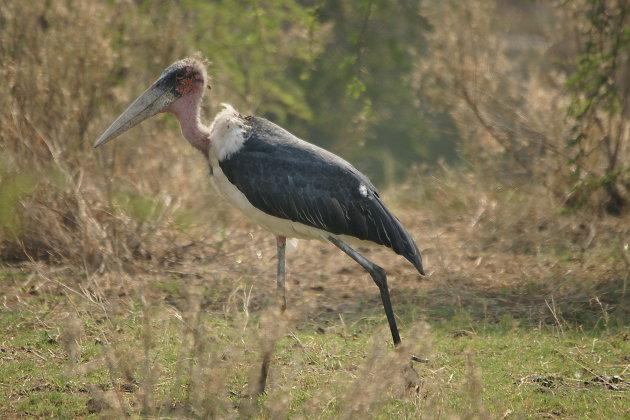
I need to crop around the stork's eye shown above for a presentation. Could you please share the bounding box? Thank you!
[175,73,185,81]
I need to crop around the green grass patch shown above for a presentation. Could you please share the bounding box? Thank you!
[0,257,628,419]
[1,290,627,418]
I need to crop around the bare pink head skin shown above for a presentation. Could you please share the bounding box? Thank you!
[93,57,212,156]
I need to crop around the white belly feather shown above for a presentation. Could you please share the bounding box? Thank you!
[210,164,328,240]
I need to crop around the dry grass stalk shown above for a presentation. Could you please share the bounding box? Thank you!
[0,0,212,271]
[419,0,629,213]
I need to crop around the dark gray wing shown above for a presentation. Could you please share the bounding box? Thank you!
[219,116,424,274]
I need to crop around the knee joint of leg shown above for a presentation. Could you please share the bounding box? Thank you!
[370,265,387,288]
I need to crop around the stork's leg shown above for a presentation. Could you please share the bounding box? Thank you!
[327,236,401,345]
[276,235,287,313]
[256,235,288,396]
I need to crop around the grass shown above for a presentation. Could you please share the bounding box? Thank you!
[0,258,628,418]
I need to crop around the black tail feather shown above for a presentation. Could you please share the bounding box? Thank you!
[369,197,424,275]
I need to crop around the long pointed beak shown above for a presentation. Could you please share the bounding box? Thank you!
[93,79,180,148]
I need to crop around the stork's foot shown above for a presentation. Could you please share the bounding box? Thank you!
[402,353,429,393]
[229,390,254,399]
[230,389,265,416]
[403,360,422,393]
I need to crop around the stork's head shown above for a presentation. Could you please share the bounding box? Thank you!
[93,57,209,148]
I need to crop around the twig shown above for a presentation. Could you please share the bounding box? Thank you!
[544,296,565,337]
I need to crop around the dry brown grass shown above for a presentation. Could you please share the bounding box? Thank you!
[0,0,205,270]
[1,0,627,299]
[418,0,630,214]
[399,163,630,321]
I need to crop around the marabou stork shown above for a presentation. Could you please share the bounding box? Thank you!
[94,57,425,392]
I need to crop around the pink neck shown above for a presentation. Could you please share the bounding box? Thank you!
[166,89,211,156]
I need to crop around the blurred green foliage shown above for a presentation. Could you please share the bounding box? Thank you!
[0,156,36,239]
[177,0,320,122]
[565,0,630,214]
[295,0,459,183]
[130,0,458,184]
[111,190,163,224]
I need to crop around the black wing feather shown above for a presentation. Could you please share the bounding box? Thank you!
[219,116,424,274]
